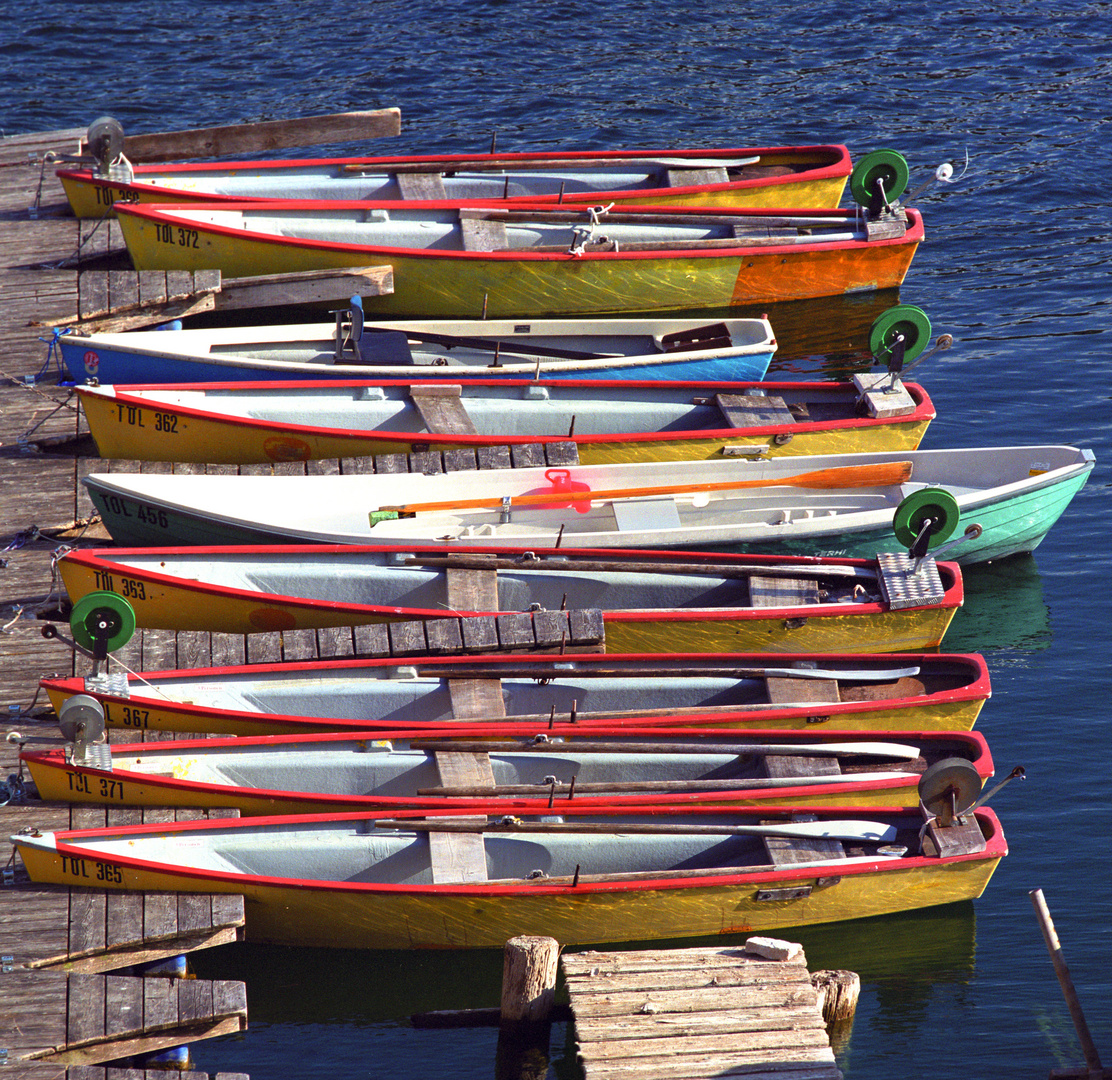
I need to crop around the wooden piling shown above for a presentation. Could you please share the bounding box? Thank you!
[500,935,560,1027]
[1031,888,1108,1080]
[811,969,861,1023]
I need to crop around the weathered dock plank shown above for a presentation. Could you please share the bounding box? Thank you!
[2,125,254,1079]
[562,945,842,1080]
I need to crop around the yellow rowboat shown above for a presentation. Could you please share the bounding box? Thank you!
[111,200,924,317]
[57,544,963,653]
[40,651,992,737]
[9,804,1008,949]
[73,376,936,466]
[19,726,992,814]
[57,143,853,219]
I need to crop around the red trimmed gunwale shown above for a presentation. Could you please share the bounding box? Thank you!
[21,727,992,813]
[58,542,963,625]
[84,377,936,450]
[39,649,991,735]
[112,199,925,263]
[42,802,1007,896]
[56,143,852,206]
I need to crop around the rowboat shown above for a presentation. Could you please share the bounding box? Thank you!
[20,726,991,813]
[57,544,963,653]
[111,200,923,316]
[57,143,853,219]
[73,375,935,465]
[9,803,1007,948]
[83,445,1095,565]
[40,651,992,736]
[58,314,777,385]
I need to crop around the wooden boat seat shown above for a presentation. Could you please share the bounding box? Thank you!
[445,560,500,611]
[715,392,796,431]
[460,214,509,251]
[428,750,496,883]
[428,678,505,883]
[748,573,821,609]
[764,674,840,707]
[666,166,730,187]
[409,384,480,435]
[396,171,448,200]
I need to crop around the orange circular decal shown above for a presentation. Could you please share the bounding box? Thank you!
[264,436,312,462]
[248,608,298,631]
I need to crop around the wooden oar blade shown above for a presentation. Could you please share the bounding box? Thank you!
[792,460,914,488]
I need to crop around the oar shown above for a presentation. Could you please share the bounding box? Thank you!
[378,460,914,514]
[421,663,919,681]
[410,738,922,759]
[368,327,615,361]
[402,554,879,580]
[375,817,899,843]
[343,154,763,174]
[419,771,913,796]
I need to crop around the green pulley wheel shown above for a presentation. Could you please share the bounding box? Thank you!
[892,487,960,549]
[850,148,910,206]
[869,304,932,365]
[918,757,983,818]
[70,590,136,653]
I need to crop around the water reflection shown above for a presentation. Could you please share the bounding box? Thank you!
[943,555,1052,654]
[192,942,507,1023]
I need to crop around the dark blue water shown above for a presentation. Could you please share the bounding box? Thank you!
[7,2,1112,1076]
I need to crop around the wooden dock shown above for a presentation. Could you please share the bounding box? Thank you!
[0,113,395,1080]
[562,944,842,1080]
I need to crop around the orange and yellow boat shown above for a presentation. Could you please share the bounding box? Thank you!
[112,199,923,317]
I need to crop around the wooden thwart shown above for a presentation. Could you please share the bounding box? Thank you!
[428,677,504,883]
[715,392,796,430]
[410,384,480,435]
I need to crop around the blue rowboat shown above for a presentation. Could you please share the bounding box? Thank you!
[57,313,775,385]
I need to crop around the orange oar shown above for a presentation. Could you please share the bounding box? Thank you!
[378,460,914,515]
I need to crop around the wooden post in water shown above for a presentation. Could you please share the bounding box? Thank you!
[812,969,861,1023]
[495,935,559,1080]
[1030,888,1105,1079]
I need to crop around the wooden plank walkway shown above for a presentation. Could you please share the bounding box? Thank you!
[1,127,255,1079]
[562,945,842,1080]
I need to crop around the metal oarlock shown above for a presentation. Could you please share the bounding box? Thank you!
[913,522,983,572]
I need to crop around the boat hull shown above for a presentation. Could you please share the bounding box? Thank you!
[74,378,934,466]
[112,202,924,317]
[11,807,1006,949]
[21,728,992,813]
[59,323,776,386]
[56,544,962,653]
[82,446,1096,566]
[40,651,992,735]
